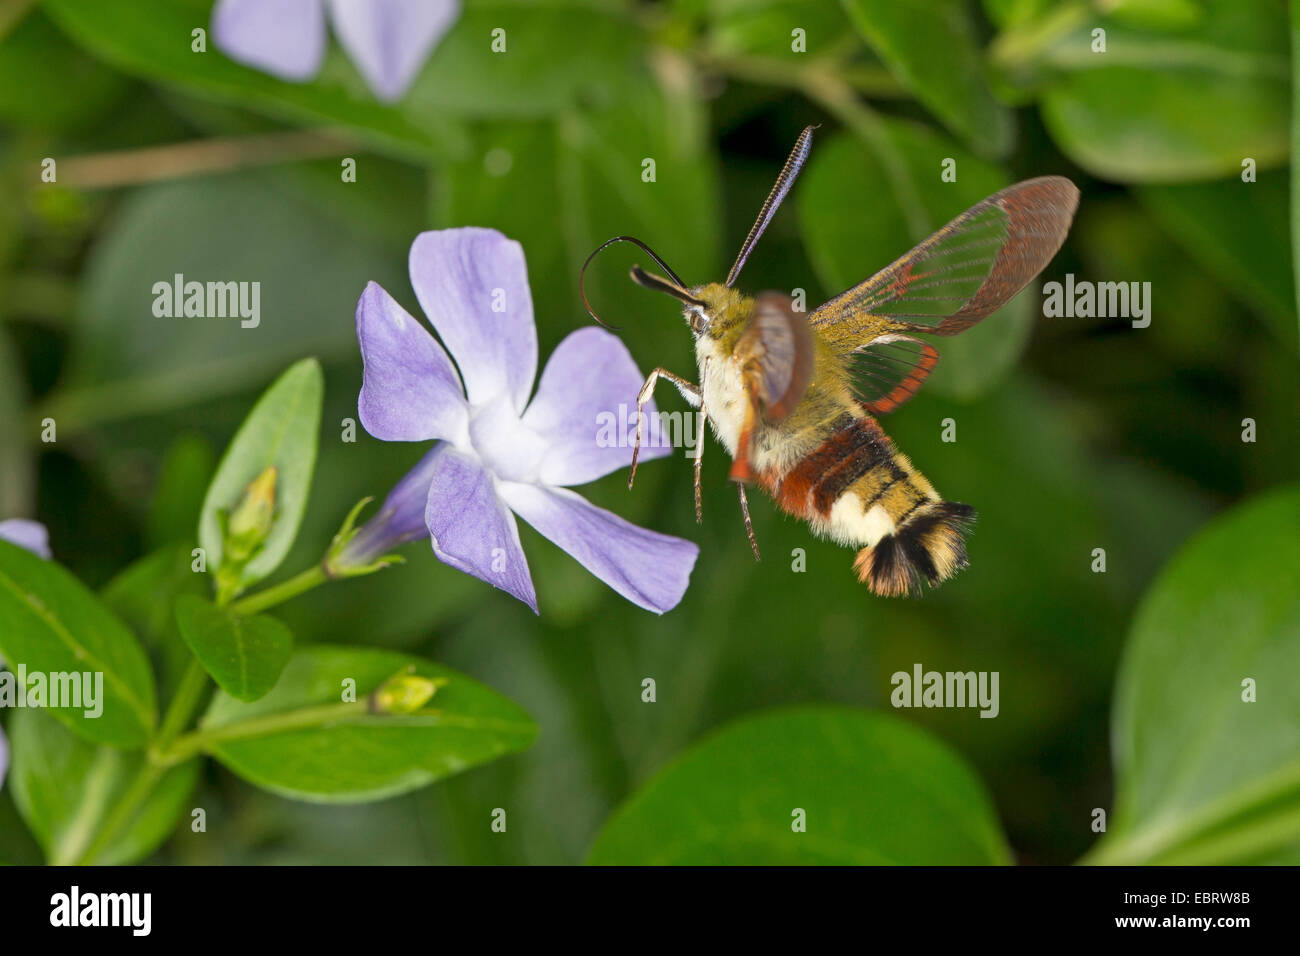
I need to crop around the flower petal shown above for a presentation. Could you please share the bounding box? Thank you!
[521,326,674,486]
[0,519,50,559]
[499,483,698,614]
[336,445,443,569]
[425,447,536,613]
[212,0,327,82]
[327,0,459,101]
[356,281,468,442]
[409,228,537,414]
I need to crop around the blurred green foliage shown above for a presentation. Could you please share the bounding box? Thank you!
[0,0,1296,865]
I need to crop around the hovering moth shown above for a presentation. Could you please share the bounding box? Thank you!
[580,126,1078,596]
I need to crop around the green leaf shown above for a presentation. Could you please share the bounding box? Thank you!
[405,4,643,118]
[1105,0,1205,31]
[1137,172,1297,349]
[62,174,405,422]
[42,0,465,160]
[0,541,155,747]
[200,646,537,803]
[1089,487,1300,864]
[198,358,323,588]
[981,0,1063,29]
[101,544,206,708]
[0,327,32,516]
[1293,0,1300,345]
[1026,0,1288,181]
[797,123,1034,399]
[587,706,1012,864]
[435,73,719,379]
[148,432,217,549]
[839,0,1013,158]
[174,594,292,702]
[8,708,197,865]
[707,0,855,64]
[0,7,127,132]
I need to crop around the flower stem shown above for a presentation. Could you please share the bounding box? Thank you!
[72,660,212,865]
[55,129,358,190]
[157,658,212,746]
[72,763,164,865]
[154,701,371,767]
[799,71,931,242]
[228,564,328,617]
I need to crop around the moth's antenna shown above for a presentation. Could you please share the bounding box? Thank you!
[580,235,690,331]
[726,125,817,288]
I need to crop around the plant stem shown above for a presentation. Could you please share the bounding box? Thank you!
[799,71,931,242]
[683,47,930,242]
[228,564,328,617]
[694,50,906,99]
[155,701,371,766]
[73,763,164,866]
[55,129,359,190]
[157,658,212,746]
[154,705,532,769]
[72,659,213,865]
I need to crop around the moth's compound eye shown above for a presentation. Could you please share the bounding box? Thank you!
[687,306,708,335]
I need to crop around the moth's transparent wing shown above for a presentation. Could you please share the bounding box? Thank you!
[810,176,1078,411]
[847,335,940,415]
[736,292,814,425]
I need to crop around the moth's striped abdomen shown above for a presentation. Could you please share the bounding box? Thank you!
[760,410,975,596]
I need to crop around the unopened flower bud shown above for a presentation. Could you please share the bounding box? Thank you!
[225,466,277,562]
[369,668,446,715]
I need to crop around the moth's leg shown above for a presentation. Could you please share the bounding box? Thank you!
[727,381,759,483]
[737,484,760,561]
[630,368,701,490]
[691,410,706,523]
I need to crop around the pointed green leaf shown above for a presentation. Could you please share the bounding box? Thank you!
[198,358,323,589]
[1029,0,1288,181]
[8,708,197,865]
[201,646,537,803]
[174,594,292,702]
[0,541,155,747]
[840,0,1014,157]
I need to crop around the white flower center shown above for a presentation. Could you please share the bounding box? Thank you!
[462,393,547,484]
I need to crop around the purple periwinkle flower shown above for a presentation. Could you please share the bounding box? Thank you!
[0,519,50,560]
[340,227,698,614]
[212,0,459,102]
[0,517,48,790]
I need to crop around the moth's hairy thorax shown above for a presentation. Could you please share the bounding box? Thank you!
[692,284,859,474]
